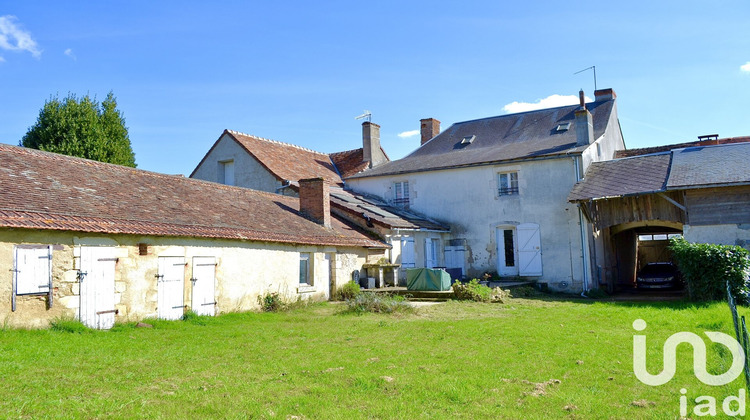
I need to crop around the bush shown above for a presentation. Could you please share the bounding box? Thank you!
[257,291,285,312]
[669,237,750,303]
[337,281,362,301]
[452,279,492,302]
[50,317,90,333]
[343,292,413,314]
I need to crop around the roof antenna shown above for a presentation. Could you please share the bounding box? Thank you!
[574,66,597,91]
[354,110,372,122]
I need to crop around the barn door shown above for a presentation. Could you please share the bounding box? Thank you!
[79,246,117,329]
[158,257,185,320]
[517,223,542,276]
[191,257,216,316]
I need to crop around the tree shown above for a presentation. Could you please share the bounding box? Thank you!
[21,92,136,167]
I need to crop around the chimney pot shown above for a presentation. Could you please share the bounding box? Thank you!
[578,90,586,109]
[420,118,441,146]
[594,88,616,102]
[362,122,386,168]
[298,177,331,228]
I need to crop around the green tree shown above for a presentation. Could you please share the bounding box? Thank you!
[20,92,136,167]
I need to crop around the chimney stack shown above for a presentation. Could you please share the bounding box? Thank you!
[594,88,616,102]
[299,177,331,228]
[420,118,441,146]
[362,121,387,168]
[575,90,594,146]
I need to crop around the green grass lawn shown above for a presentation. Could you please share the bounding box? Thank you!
[1,296,748,419]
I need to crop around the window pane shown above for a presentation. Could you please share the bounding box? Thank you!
[299,255,309,284]
[503,230,515,267]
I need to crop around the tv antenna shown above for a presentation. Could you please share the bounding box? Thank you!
[354,110,372,122]
[574,66,597,91]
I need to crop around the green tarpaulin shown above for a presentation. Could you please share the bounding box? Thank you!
[406,268,452,291]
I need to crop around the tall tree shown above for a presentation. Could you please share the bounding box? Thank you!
[21,92,136,167]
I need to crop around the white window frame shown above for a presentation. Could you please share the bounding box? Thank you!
[299,253,312,285]
[498,172,519,196]
[393,181,410,208]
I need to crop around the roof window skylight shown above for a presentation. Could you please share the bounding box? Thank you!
[556,122,571,132]
[461,135,476,145]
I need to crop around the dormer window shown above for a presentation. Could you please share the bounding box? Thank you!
[461,135,476,145]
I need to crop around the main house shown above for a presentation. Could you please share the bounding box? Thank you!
[0,144,387,329]
[346,89,625,292]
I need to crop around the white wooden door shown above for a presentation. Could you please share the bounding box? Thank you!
[517,223,543,276]
[444,245,465,278]
[496,227,519,276]
[191,256,216,316]
[400,237,415,268]
[158,257,185,320]
[79,246,117,329]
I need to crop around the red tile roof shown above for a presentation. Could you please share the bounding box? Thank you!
[0,144,387,248]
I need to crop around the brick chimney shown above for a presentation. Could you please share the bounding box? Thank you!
[594,88,616,102]
[299,177,330,228]
[420,118,441,146]
[362,121,387,168]
[575,90,594,146]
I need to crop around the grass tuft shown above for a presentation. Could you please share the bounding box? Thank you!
[49,317,90,333]
[341,292,413,314]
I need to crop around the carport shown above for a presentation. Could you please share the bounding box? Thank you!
[568,153,685,292]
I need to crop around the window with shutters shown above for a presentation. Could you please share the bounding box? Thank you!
[14,245,52,295]
[393,181,410,208]
[425,238,440,268]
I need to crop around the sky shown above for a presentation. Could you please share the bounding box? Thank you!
[1,1,749,176]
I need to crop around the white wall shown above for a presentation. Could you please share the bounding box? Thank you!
[191,133,285,193]
[348,157,588,291]
[0,229,379,328]
[683,224,750,252]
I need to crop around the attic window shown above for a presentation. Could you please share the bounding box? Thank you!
[556,122,571,132]
[461,135,476,145]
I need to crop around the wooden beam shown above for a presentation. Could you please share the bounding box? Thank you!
[657,193,686,213]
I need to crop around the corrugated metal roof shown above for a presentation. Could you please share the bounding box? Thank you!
[667,142,750,189]
[0,144,387,248]
[348,100,614,179]
[568,153,671,201]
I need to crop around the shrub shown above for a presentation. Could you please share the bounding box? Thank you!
[452,279,492,302]
[669,237,750,303]
[50,317,90,333]
[337,281,362,301]
[257,291,285,312]
[343,292,413,314]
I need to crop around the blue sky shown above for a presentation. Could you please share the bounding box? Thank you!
[1,1,749,175]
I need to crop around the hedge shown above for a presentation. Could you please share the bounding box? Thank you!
[669,237,750,304]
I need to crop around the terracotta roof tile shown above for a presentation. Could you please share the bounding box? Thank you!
[0,144,387,248]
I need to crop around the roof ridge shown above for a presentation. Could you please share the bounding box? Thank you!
[329,147,363,156]
[227,129,327,156]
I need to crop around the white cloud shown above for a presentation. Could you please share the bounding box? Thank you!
[741,62,750,72]
[0,15,41,58]
[502,94,592,114]
[64,48,76,60]
[398,129,420,138]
